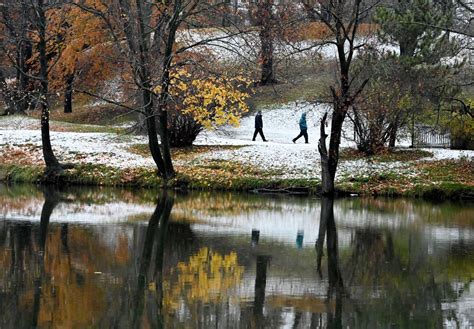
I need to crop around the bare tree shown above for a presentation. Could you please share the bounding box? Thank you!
[244,0,301,85]
[302,0,374,195]
[0,0,69,172]
[255,0,277,85]
[0,0,34,114]
[76,1,243,180]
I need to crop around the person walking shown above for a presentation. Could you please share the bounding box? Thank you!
[292,113,309,143]
[252,110,267,141]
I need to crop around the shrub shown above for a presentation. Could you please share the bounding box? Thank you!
[167,111,203,147]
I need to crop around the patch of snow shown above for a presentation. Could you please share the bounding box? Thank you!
[0,115,39,130]
[178,29,400,65]
[0,117,154,169]
[0,101,472,177]
[423,148,474,160]
[194,101,469,179]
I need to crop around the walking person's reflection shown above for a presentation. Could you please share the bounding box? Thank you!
[253,255,270,328]
[251,229,260,247]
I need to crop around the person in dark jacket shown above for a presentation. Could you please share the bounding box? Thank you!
[252,110,267,141]
[292,113,308,143]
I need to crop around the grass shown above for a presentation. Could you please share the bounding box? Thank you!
[339,158,474,200]
[417,158,473,186]
[1,157,472,201]
[249,62,334,109]
[128,144,244,161]
[0,113,124,134]
[47,102,137,126]
[50,121,124,134]
[340,148,434,162]
[0,162,316,193]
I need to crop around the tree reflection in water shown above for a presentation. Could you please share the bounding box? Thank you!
[132,192,173,329]
[0,186,472,328]
[32,188,61,328]
[316,197,344,329]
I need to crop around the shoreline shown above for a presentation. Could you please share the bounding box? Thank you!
[1,163,472,202]
[1,111,472,202]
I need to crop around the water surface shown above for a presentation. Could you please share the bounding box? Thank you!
[0,184,473,328]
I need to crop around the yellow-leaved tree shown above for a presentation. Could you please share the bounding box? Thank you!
[154,69,252,147]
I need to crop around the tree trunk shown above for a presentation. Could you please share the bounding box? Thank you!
[258,0,276,85]
[135,0,174,180]
[319,112,333,195]
[388,124,397,148]
[38,0,60,171]
[260,31,275,85]
[63,73,74,113]
[318,36,352,196]
[410,112,415,148]
[0,70,15,115]
[16,33,33,113]
[159,108,174,179]
[143,90,167,177]
[156,30,176,180]
[319,106,347,196]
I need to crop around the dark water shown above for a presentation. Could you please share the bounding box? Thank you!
[0,184,473,328]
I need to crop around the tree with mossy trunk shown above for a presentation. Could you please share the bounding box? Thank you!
[302,0,373,195]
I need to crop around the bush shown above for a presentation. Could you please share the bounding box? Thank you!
[449,113,473,150]
[167,111,203,147]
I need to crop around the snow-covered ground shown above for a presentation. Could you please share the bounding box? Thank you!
[179,28,470,67]
[195,102,473,179]
[0,102,472,179]
[0,117,155,169]
[178,29,400,65]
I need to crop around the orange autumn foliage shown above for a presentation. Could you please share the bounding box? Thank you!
[284,22,379,42]
[46,0,114,92]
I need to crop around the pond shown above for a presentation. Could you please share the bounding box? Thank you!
[0,184,473,328]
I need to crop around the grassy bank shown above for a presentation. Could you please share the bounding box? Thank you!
[1,158,472,201]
